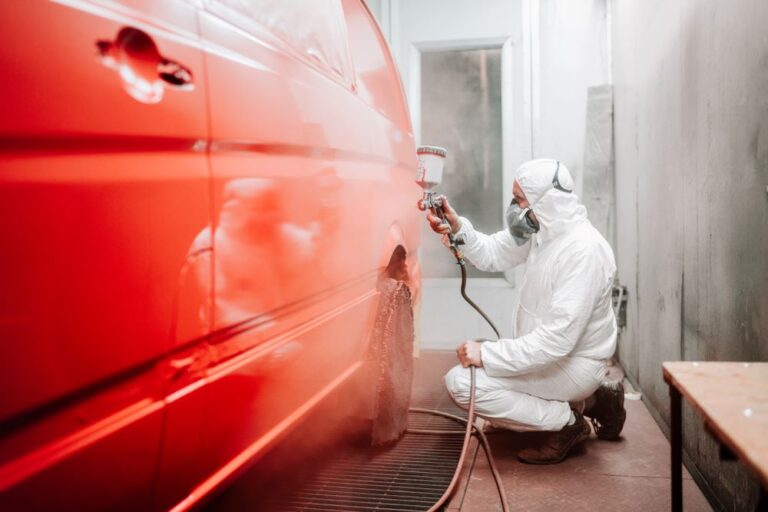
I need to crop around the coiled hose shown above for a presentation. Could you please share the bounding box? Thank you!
[408,255,510,512]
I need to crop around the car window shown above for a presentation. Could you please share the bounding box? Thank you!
[206,0,354,87]
[341,0,409,126]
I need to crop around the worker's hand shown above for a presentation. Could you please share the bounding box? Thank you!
[426,196,461,235]
[456,340,483,368]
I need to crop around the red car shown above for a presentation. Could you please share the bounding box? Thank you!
[0,1,421,510]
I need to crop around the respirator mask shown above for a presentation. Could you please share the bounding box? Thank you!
[505,200,539,246]
[506,161,572,246]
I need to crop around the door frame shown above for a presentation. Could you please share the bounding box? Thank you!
[407,36,531,285]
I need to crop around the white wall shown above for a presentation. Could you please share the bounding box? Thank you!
[390,0,521,91]
[534,0,610,196]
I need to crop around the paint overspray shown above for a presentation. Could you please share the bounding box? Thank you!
[368,275,414,446]
[364,146,449,446]
[207,147,510,511]
[364,147,450,447]
[407,146,509,511]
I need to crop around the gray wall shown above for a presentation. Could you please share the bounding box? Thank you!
[612,1,768,509]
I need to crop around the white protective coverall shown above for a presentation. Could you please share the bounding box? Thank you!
[444,159,617,431]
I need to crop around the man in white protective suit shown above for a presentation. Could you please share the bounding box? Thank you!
[426,158,626,464]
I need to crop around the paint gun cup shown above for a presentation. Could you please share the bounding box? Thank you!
[415,146,447,212]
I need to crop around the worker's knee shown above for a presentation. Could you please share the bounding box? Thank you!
[444,365,471,406]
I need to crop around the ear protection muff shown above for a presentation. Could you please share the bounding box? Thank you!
[552,161,573,193]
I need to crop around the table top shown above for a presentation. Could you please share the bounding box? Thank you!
[662,361,768,488]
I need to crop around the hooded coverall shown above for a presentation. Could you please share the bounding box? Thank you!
[444,159,617,431]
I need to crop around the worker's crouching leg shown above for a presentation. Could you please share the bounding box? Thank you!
[444,364,573,432]
[444,364,474,408]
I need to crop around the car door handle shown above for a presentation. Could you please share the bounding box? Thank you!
[157,58,193,87]
[96,27,194,104]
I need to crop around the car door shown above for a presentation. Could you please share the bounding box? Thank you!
[152,0,404,507]
[0,1,211,510]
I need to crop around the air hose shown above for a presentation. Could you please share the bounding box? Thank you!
[407,241,510,512]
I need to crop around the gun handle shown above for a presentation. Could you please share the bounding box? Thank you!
[432,204,447,225]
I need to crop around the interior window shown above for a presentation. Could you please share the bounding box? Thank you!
[208,0,353,86]
[420,47,504,278]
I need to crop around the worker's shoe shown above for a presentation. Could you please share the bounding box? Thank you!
[585,381,626,441]
[516,411,591,465]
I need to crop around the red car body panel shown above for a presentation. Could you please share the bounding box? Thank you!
[0,0,420,510]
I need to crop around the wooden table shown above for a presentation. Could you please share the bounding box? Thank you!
[662,362,768,512]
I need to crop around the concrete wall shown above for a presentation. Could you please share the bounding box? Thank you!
[612,1,768,509]
[534,0,611,197]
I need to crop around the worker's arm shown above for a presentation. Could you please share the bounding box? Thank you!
[454,216,530,272]
[479,243,606,376]
[425,196,530,272]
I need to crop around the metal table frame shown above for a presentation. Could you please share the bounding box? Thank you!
[664,363,768,512]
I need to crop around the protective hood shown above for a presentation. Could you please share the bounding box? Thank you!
[515,159,587,242]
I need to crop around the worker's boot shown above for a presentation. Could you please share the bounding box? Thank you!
[584,381,626,440]
[517,410,591,465]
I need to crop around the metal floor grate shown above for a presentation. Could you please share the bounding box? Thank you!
[265,387,468,512]
[202,355,469,512]
[266,416,465,511]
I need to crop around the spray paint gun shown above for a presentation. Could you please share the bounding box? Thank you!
[411,146,507,511]
[415,146,466,263]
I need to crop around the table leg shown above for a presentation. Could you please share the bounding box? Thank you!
[756,487,767,512]
[670,385,682,512]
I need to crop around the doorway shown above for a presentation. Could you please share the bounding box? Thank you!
[411,38,524,347]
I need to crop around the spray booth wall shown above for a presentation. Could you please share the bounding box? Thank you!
[380,0,610,347]
[612,1,768,509]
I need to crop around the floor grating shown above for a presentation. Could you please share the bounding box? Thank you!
[264,380,467,511]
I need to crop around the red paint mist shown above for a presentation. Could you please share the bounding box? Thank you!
[0,0,420,510]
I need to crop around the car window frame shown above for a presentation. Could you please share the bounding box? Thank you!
[202,0,357,90]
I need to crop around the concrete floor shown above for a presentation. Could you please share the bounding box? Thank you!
[414,350,713,512]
